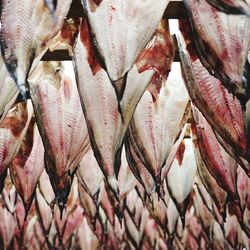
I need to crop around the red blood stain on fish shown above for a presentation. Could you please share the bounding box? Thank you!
[93,0,102,4]
[136,20,174,78]
[12,118,35,168]
[80,18,101,75]
[63,76,72,101]
[0,105,28,138]
[179,19,198,61]
[176,141,185,166]
[61,18,80,47]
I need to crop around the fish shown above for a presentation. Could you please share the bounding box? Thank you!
[183,0,250,105]
[205,0,250,15]
[10,121,44,215]
[125,134,156,199]
[77,148,103,205]
[166,138,197,225]
[0,0,72,96]
[82,0,170,82]
[177,28,247,164]
[127,78,189,193]
[35,185,53,234]
[0,56,19,123]
[0,101,33,178]
[73,18,157,199]
[192,124,227,216]
[135,20,175,101]
[0,204,16,250]
[29,61,89,212]
[192,106,240,204]
[77,148,117,225]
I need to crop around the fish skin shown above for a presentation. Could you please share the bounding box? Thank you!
[125,132,155,198]
[29,61,89,211]
[177,29,247,161]
[135,20,175,101]
[183,0,250,105]
[192,106,240,204]
[0,204,16,250]
[0,56,19,123]
[77,148,103,203]
[192,124,227,216]
[0,0,72,95]
[35,186,53,234]
[82,0,170,82]
[77,148,117,225]
[205,0,250,15]
[128,78,189,191]
[10,122,44,215]
[73,18,155,199]
[166,138,197,225]
[0,101,33,178]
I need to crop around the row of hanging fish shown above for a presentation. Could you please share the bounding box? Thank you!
[0,0,249,249]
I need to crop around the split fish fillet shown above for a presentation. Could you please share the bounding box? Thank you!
[205,0,250,15]
[77,149,115,225]
[127,78,189,191]
[192,125,227,216]
[0,101,33,177]
[82,0,170,82]
[177,29,247,161]
[29,61,89,211]
[183,0,250,105]
[73,18,156,199]
[77,148,103,204]
[0,0,72,95]
[125,135,156,198]
[192,106,240,204]
[166,138,197,225]
[0,56,19,123]
[10,122,44,215]
[0,205,16,250]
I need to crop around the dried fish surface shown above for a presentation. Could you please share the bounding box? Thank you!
[127,78,189,191]
[73,18,158,199]
[184,0,250,105]
[166,138,197,224]
[177,32,249,174]
[10,122,44,214]
[82,0,170,82]
[0,56,19,123]
[192,125,227,215]
[192,106,239,204]
[205,0,250,15]
[0,101,33,177]
[0,0,72,95]
[29,61,89,211]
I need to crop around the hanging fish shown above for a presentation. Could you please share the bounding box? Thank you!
[73,18,157,199]
[166,138,197,226]
[192,106,240,204]
[77,148,103,205]
[125,136,156,199]
[183,0,250,105]
[205,0,250,15]
[127,78,189,194]
[177,26,248,166]
[0,203,16,250]
[29,61,89,212]
[77,148,116,226]
[0,56,19,123]
[0,0,72,96]
[0,101,33,180]
[10,121,44,216]
[192,124,227,216]
[82,0,170,82]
